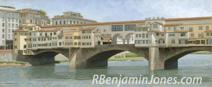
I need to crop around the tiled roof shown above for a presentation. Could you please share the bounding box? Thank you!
[42,20,145,28]
[165,16,212,21]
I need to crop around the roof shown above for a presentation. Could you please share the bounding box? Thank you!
[80,27,96,31]
[15,29,28,32]
[36,29,61,32]
[165,16,212,21]
[0,9,18,13]
[41,20,145,28]
[163,24,182,27]
[52,15,96,22]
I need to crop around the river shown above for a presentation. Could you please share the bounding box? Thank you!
[0,54,211,87]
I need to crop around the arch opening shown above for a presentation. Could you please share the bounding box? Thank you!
[165,50,212,69]
[86,50,148,68]
[27,50,69,66]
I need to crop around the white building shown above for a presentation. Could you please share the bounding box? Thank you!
[0,6,20,49]
[51,11,96,25]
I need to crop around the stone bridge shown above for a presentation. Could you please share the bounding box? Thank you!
[16,45,212,70]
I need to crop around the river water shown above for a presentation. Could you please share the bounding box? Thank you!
[0,54,211,87]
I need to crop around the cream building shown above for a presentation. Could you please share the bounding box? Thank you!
[13,24,37,55]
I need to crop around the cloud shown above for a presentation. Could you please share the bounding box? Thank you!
[1,0,212,22]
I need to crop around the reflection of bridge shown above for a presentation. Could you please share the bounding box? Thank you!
[16,44,212,70]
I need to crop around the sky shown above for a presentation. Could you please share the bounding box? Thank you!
[0,0,212,22]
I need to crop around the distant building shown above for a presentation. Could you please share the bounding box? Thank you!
[51,11,96,25]
[17,8,49,26]
[0,6,20,49]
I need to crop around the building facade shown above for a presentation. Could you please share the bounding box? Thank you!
[0,6,20,49]
[18,8,49,26]
[14,16,212,55]
[51,11,96,25]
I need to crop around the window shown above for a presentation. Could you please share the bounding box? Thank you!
[125,24,136,31]
[2,23,4,27]
[171,40,175,44]
[207,33,210,36]
[55,21,58,25]
[173,27,177,31]
[63,20,66,24]
[111,25,123,31]
[206,26,209,30]
[169,33,175,36]
[74,36,81,39]
[167,27,170,30]
[142,34,145,38]
[189,27,193,32]
[152,24,158,28]
[59,42,62,46]
[146,34,149,38]
[24,45,26,48]
[199,26,203,30]
[180,33,186,37]
[30,20,32,23]
[180,27,184,30]
[60,21,62,25]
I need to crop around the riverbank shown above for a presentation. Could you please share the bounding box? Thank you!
[193,51,212,54]
[0,61,29,67]
[109,57,144,61]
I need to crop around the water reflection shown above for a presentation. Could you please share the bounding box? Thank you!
[21,65,109,80]
[8,54,212,87]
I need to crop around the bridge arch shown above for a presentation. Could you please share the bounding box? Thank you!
[32,49,69,58]
[77,45,149,68]
[163,47,212,69]
[16,49,69,66]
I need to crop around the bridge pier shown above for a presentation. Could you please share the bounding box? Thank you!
[149,47,165,70]
[69,58,108,69]
[69,49,87,68]
[69,48,113,69]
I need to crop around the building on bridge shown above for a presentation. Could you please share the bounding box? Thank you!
[14,16,212,55]
[13,16,212,70]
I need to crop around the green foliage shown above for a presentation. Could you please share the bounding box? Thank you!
[40,10,46,16]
